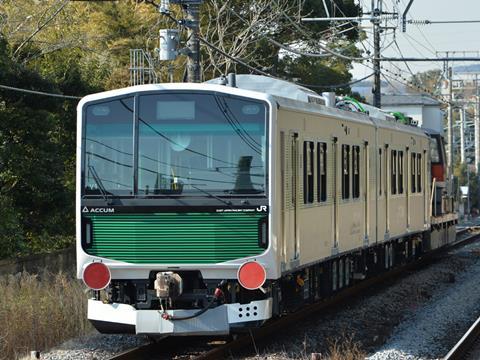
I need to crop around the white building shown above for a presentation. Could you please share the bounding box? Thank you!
[381,94,444,134]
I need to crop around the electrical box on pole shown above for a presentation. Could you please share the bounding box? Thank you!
[157,0,203,83]
[159,29,179,61]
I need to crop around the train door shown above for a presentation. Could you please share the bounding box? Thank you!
[280,131,287,267]
[332,138,339,252]
[286,132,299,263]
[406,147,410,230]
[364,141,369,245]
[385,144,389,238]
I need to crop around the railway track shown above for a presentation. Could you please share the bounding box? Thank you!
[444,316,480,360]
[107,226,480,360]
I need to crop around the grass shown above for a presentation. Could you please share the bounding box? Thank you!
[322,337,366,360]
[0,271,92,360]
[262,334,367,360]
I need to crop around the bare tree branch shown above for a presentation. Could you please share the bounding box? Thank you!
[13,0,69,59]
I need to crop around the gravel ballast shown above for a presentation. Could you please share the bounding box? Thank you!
[367,241,480,360]
[38,334,150,360]
[241,237,480,359]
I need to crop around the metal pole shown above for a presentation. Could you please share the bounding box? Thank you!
[460,108,466,164]
[476,74,480,173]
[476,97,480,173]
[372,1,381,108]
[447,67,453,174]
[402,0,414,32]
[186,3,201,83]
[467,165,471,218]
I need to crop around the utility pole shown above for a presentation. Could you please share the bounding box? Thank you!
[185,2,201,82]
[302,0,396,108]
[460,107,465,164]
[447,66,454,175]
[372,0,382,108]
[476,74,480,173]
[158,0,203,83]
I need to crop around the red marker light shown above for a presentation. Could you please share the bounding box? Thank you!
[82,262,111,290]
[237,261,266,290]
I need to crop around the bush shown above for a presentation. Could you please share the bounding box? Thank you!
[0,195,25,259]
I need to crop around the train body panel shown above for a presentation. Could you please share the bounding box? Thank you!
[76,76,457,335]
[272,97,430,273]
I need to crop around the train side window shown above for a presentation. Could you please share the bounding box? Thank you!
[352,145,360,198]
[417,153,422,192]
[398,151,404,194]
[342,145,350,199]
[317,142,327,202]
[411,153,416,193]
[430,138,440,163]
[303,141,314,204]
[379,148,382,196]
[391,150,397,195]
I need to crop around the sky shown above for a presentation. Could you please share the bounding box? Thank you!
[351,0,480,83]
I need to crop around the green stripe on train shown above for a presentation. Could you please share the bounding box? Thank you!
[84,212,266,264]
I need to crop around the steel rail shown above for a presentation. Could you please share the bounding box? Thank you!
[444,316,480,360]
[106,226,480,360]
[197,227,480,360]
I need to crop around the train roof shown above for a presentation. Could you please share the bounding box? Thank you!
[206,75,324,104]
[77,76,428,139]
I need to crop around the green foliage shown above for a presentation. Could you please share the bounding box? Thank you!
[408,69,443,95]
[454,162,480,211]
[0,37,85,259]
[0,0,364,259]
[0,195,25,258]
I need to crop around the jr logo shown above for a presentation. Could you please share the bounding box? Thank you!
[256,206,268,212]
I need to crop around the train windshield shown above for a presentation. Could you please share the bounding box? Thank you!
[83,93,268,196]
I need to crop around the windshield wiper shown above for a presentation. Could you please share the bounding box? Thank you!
[88,165,112,205]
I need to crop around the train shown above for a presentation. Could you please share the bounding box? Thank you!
[76,74,457,335]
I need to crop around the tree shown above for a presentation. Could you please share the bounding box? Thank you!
[0,0,365,258]
[407,69,443,95]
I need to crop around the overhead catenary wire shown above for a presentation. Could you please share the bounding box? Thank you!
[200,34,375,90]
[0,84,81,99]
[280,9,373,61]
[297,72,375,89]
[198,36,272,77]
[229,9,373,61]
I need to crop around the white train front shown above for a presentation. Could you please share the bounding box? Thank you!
[76,75,456,335]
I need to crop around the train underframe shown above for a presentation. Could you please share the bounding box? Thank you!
[276,217,457,314]
[88,217,457,335]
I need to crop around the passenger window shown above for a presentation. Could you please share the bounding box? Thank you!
[352,145,360,198]
[411,153,416,193]
[342,145,350,199]
[398,151,404,194]
[391,150,397,195]
[303,141,314,204]
[417,153,422,193]
[430,138,440,163]
[317,142,327,202]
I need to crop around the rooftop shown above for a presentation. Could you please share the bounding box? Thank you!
[381,94,442,106]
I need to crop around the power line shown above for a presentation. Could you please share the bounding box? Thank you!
[197,36,272,77]
[280,9,372,61]
[298,72,375,89]
[200,34,371,90]
[381,56,480,62]
[409,19,480,25]
[0,84,81,100]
